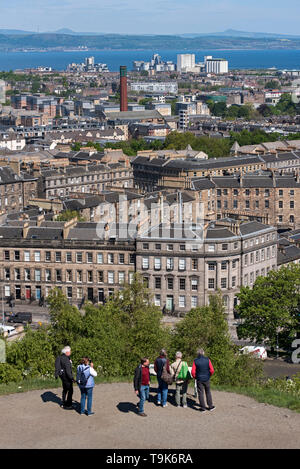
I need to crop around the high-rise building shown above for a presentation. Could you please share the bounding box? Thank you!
[177,54,196,72]
[120,66,128,112]
[205,56,228,74]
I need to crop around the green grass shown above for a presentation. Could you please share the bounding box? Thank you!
[211,383,300,413]
[0,377,299,413]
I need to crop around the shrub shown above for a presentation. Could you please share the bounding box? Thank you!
[0,363,22,384]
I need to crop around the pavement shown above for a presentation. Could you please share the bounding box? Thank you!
[0,382,299,449]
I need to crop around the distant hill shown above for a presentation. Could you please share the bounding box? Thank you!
[0,30,300,51]
[180,29,300,39]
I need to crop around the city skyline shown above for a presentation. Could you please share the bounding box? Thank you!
[0,0,300,36]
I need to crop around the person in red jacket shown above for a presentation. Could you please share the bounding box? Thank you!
[191,348,215,412]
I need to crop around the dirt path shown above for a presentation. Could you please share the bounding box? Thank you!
[0,382,299,449]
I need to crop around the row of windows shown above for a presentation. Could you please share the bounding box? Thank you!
[3,250,135,265]
[244,266,277,286]
[217,199,295,210]
[141,258,239,271]
[143,276,237,291]
[216,188,296,197]
[3,267,133,284]
[46,172,129,186]
[244,246,276,266]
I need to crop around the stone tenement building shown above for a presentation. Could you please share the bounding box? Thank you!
[0,218,277,326]
[0,166,38,215]
[36,163,133,199]
[192,171,300,230]
[131,151,300,192]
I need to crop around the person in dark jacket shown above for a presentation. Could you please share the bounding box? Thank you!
[191,348,215,412]
[133,357,150,417]
[59,346,74,409]
[154,349,170,407]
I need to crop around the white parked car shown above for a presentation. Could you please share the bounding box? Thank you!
[0,324,17,337]
[240,346,267,360]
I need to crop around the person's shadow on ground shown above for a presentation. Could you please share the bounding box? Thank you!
[40,391,81,414]
[117,402,139,414]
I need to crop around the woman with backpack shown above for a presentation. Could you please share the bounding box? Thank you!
[76,357,98,416]
[170,351,190,408]
[154,349,171,408]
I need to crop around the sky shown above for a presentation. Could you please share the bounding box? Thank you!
[0,0,299,35]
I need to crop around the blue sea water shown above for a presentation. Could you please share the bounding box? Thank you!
[0,49,300,72]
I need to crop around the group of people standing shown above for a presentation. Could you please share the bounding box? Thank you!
[55,345,215,418]
[134,348,215,417]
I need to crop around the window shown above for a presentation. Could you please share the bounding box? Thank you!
[221,261,227,270]
[155,277,161,289]
[45,251,51,262]
[155,244,161,250]
[142,257,149,269]
[4,251,9,261]
[245,200,250,209]
[119,272,125,284]
[178,259,186,271]
[221,278,227,289]
[98,271,104,283]
[250,272,254,284]
[143,277,149,288]
[290,200,295,209]
[108,253,114,264]
[76,252,83,263]
[4,268,10,280]
[250,253,254,264]
[66,270,72,282]
[166,258,174,271]
[35,269,41,282]
[232,276,236,287]
[87,271,93,283]
[97,253,103,264]
[256,251,260,262]
[77,270,82,283]
[191,278,198,291]
[180,244,186,251]
[154,295,161,307]
[232,260,237,269]
[24,251,30,262]
[108,271,114,284]
[208,263,215,271]
[154,258,161,270]
[167,278,174,289]
[191,296,198,308]
[77,288,83,299]
[25,269,30,281]
[279,200,283,209]
[167,244,173,251]
[208,244,215,252]
[290,190,294,196]
[179,278,186,290]
[265,200,269,209]
[179,296,186,308]
[45,269,51,282]
[244,274,248,286]
[66,252,72,262]
[234,242,238,249]
[222,244,228,251]
[34,251,40,262]
[208,278,215,289]
[279,190,283,196]
[119,254,125,264]
[15,251,20,261]
[55,252,61,262]
[233,200,238,209]
[87,252,93,263]
[192,259,198,270]
[56,270,62,282]
[67,287,73,299]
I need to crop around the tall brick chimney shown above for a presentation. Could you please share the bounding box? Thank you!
[120,66,128,112]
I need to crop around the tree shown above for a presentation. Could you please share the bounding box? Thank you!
[169,293,262,386]
[236,265,300,349]
[55,210,85,222]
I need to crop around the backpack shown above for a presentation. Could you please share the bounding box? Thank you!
[177,361,191,381]
[54,355,64,379]
[161,363,173,385]
[77,366,90,387]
